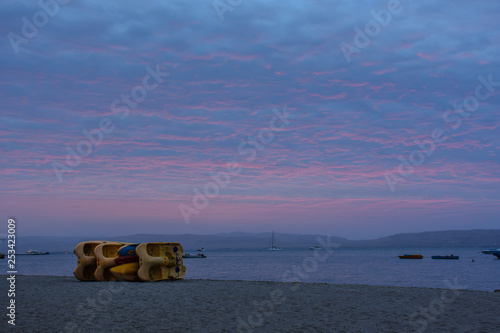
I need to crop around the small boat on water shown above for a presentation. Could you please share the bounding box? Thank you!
[197,247,205,252]
[19,250,49,255]
[399,254,423,259]
[183,253,206,258]
[480,249,500,254]
[432,255,459,260]
[309,245,322,250]
[266,230,282,251]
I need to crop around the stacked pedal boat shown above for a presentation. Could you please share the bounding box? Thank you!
[73,241,186,282]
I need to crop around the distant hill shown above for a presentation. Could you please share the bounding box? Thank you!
[9,229,500,253]
[106,232,347,251]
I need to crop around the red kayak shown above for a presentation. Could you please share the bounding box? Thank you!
[114,255,139,265]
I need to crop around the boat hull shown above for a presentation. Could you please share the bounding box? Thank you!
[136,242,186,281]
[74,241,108,281]
[114,255,139,265]
[481,249,500,254]
[110,262,141,282]
[183,254,206,258]
[118,244,139,257]
[399,255,423,259]
[267,231,282,251]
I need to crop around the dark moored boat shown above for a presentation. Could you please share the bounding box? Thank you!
[183,253,206,258]
[399,254,423,259]
[431,255,459,260]
[18,250,49,255]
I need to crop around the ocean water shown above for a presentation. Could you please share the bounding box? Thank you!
[5,247,499,291]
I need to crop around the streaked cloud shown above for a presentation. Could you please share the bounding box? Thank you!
[1,0,499,238]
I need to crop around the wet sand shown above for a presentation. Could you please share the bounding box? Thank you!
[1,275,499,332]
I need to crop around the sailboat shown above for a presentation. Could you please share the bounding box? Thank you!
[266,230,282,251]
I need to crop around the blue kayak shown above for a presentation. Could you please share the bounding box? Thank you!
[118,244,139,257]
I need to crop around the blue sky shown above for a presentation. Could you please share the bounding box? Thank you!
[1,0,499,239]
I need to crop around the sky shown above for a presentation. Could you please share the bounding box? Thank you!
[1,0,499,239]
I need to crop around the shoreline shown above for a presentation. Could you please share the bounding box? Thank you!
[1,275,499,332]
[1,273,498,292]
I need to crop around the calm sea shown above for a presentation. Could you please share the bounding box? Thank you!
[6,247,499,291]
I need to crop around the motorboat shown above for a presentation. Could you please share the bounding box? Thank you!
[197,247,205,252]
[431,255,459,259]
[481,249,500,254]
[399,254,423,259]
[20,250,49,255]
[309,245,322,250]
[183,253,206,258]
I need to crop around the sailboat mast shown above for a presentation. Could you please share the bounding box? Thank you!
[266,230,282,251]
[268,230,275,248]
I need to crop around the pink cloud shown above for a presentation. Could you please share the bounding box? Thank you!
[417,52,434,60]
[372,68,397,75]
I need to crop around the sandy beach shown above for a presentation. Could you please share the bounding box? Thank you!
[1,275,499,332]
